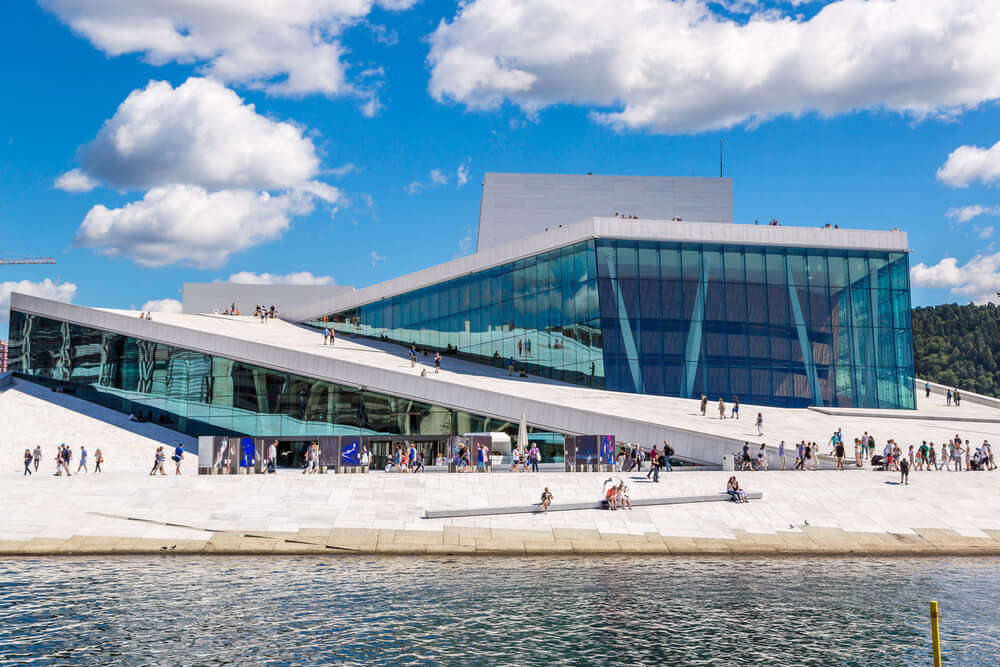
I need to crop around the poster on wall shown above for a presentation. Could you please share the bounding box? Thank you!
[212,437,233,473]
[575,435,598,465]
[601,435,616,465]
[239,437,255,468]
[340,438,361,467]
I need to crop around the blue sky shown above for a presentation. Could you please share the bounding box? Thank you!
[3,0,1000,335]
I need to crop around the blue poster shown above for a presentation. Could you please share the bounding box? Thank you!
[341,439,360,466]
[240,437,255,468]
[601,435,616,465]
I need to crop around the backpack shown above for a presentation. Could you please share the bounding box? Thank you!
[665,445,675,457]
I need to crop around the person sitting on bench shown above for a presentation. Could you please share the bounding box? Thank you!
[727,476,748,503]
[604,484,619,510]
[540,487,553,513]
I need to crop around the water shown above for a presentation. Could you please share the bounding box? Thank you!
[0,556,997,665]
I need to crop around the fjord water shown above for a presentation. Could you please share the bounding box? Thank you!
[1,556,997,664]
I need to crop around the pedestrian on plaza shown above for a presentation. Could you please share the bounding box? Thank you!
[23,449,33,476]
[414,451,425,473]
[927,442,937,471]
[778,441,787,470]
[731,396,740,419]
[718,397,726,419]
[803,443,813,470]
[946,389,952,406]
[635,445,645,472]
[64,445,73,475]
[150,447,166,476]
[410,344,417,368]
[476,444,487,472]
[540,487,553,513]
[172,442,184,475]
[434,352,441,373]
[965,439,971,470]
[757,444,768,470]
[32,445,41,472]
[755,413,764,437]
[508,356,515,376]
[661,441,673,472]
[77,446,88,474]
[54,447,63,476]
[529,443,541,472]
[925,381,931,398]
[899,455,910,485]
[651,450,663,483]
[741,442,752,471]
[700,395,708,416]
[955,390,962,407]
[329,328,335,347]
[835,439,845,470]
[794,441,805,470]
[94,448,104,474]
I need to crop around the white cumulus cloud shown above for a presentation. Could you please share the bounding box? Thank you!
[226,271,336,286]
[2,279,77,331]
[946,205,1000,223]
[140,298,182,314]
[937,139,1000,188]
[53,168,98,192]
[41,0,418,100]
[428,0,1000,133]
[77,78,323,192]
[73,184,318,269]
[456,160,470,187]
[911,253,1000,303]
[429,168,448,185]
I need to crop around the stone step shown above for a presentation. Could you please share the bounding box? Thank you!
[423,491,763,518]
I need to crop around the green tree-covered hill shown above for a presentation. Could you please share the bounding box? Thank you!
[911,303,1000,397]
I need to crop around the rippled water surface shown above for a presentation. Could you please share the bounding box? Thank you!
[1,556,997,665]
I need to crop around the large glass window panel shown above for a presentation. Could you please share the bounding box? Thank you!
[807,252,829,287]
[827,253,848,288]
[744,250,765,284]
[616,243,638,279]
[660,246,682,280]
[724,249,744,283]
[787,251,807,286]
[681,249,702,281]
[638,244,659,279]
[765,250,786,285]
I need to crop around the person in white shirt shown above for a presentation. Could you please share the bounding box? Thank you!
[267,440,278,473]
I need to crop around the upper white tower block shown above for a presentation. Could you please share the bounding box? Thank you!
[476,173,733,251]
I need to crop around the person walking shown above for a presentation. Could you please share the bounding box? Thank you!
[794,441,805,471]
[731,396,740,419]
[946,389,952,406]
[661,441,674,472]
[329,329,335,347]
[64,445,73,476]
[779,440,787,470]
[718,397,726,419]
[835,439,845,470]
[23,449,33,476]
[94,448,104,474]
[150,447,166,476]
[651,451,663,483]
[508,356,515,376]
[900,455,910,485]
[755,412,764,437]
[410,344,417,368]
[172,442,185,475]
[700,395,708,416]
[77,446,88,474]
[434,352,441,373]
[32,445,41,472]
[529,444,540,472]
[925,381,931,398]
[267,440,278,473]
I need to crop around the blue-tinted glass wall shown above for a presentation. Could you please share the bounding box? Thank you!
[595,240,914,409]
[7,312,533,439]
[311,241,605,386]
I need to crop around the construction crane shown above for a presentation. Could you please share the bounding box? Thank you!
[0,257,56,265]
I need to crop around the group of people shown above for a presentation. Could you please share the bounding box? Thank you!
[613,441,674,481]
[22,444,103,476]
[603,481,632,510]
[137,311,154,320]
[509,444,542,472]
[150,443,184,475]
[452,443,491,472]
[25,444,105,476]
[614,212,640,220]
[252,305,278,322]
[698,395,764,436]
[386,443,424,473]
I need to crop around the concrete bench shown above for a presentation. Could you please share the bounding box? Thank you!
[423,491,763,519]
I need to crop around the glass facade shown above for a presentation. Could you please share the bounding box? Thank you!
[7,312,550,440]
[314,239,915,409]
[308,241,605,387]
